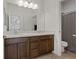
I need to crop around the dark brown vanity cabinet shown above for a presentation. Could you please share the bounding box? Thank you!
[29,37,40,58]
[29,35,54,58]
[4,38,29,59]
[18,39,29,59]
[4,35,54,59]
[39,36,54,54]
[47,38,54,52]
[40,39,48,54]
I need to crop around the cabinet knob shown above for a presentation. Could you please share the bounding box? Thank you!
[72,34,76,37]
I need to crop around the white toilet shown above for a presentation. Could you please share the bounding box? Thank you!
[61,41,68,52]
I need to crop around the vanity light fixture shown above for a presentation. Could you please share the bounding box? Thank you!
[28,2,34,8]
[18,0,24,6]
[17,0,39,9]
[24,1,29,7]
[32,4,38,9]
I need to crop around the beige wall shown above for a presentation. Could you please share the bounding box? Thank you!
[44,0,62,56]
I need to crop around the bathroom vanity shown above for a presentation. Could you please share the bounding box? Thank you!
[4,32,54,59]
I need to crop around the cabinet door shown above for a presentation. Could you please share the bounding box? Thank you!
[18,42,28,59]
[40,39,48,54]
[47,38,53,52]
[39,36,54,54]
[30,38,40,58]
[5,44,18,59]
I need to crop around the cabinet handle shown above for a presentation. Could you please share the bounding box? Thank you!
[72,34,76,37]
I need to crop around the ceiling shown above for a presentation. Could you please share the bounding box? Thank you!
[6,0,67,4]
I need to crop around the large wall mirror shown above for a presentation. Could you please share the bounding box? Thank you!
[3,0,44,33]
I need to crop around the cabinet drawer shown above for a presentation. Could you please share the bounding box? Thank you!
[5,39,18,44]
[17,38,28,43]
[30,49,40,58]
[30,37,39,42]
[30,38,40,50]
[30,42,39,49]
[40,35,53,39]
[5,38,28,45]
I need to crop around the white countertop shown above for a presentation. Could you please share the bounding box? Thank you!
[4,31,54,38]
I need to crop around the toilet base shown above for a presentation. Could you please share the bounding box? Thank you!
[61,47,67,53]
[61,47,64,52]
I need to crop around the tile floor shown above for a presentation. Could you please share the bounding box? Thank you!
[34,51,76,59]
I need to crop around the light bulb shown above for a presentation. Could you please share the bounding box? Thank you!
[28,2,34,8]
[18,0,24,6]
[24,1,28,7]
[32,4,38,9]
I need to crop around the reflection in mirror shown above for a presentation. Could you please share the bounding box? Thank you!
[32,15,37,31]
[4,8,9,31]
[4,0,40,33]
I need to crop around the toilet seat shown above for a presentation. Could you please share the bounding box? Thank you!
[61,41,68,47]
